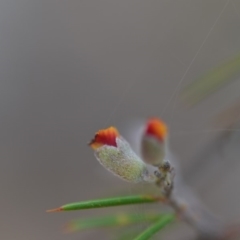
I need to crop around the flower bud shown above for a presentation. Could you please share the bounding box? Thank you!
[141,118,168,166]
[89,127,153,183]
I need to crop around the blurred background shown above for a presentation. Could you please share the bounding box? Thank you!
[1,0,240,239]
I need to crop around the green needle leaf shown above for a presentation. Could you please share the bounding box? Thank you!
[182,53,240,106]
[47,195,163,212]
[65,212,161,232]
[133,214,175,240]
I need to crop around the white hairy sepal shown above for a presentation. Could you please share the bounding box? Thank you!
[141,136,166,166]
[94,137,155,183]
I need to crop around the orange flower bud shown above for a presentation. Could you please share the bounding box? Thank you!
[90,127,154,183]
[141,118,168,166]
[145,118,167,142]
[89,127,120,149]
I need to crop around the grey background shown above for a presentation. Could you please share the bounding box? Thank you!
[1,0,240,239]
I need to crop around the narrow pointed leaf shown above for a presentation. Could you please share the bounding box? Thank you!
[133,214,175,240]
[66,212,161,232]
[47,195,163,212]
[182,53,240,106]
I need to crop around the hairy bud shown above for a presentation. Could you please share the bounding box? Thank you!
[141,118,168,166]
[89,127,154,183]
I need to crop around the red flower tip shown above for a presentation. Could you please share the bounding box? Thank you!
[89,126,120,150]
[145,118,168,141]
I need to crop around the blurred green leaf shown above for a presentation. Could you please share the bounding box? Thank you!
[133,214,175,240]
[65,212,161,232]
[182,53,240,106]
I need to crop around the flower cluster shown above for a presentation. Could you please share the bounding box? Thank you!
[89,118,173,191]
